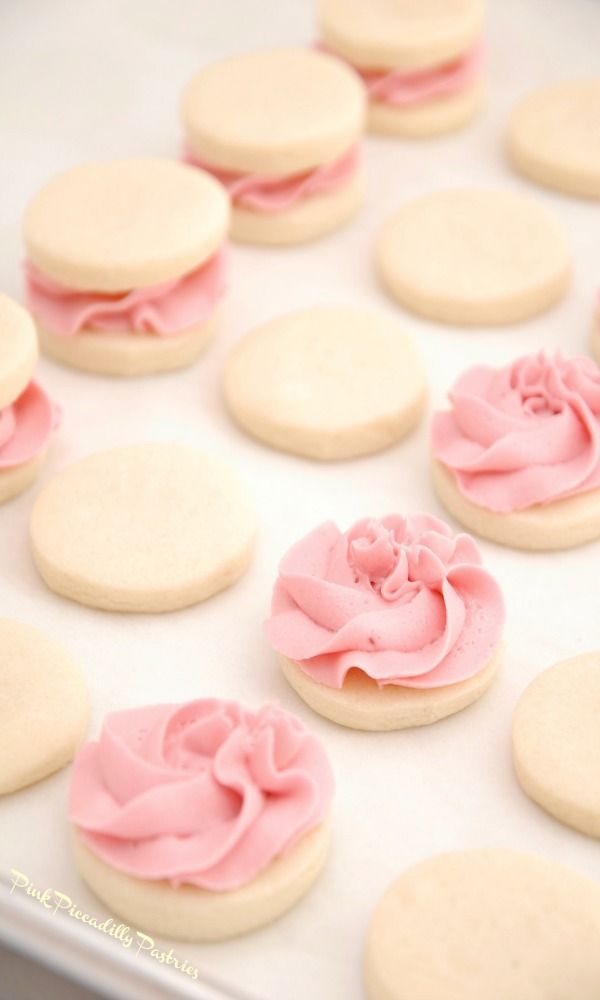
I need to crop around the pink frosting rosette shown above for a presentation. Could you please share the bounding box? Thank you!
[432,352,600,512]
[69,699,333,892]
[23,246,228,339]
[0,381,58,469]
[264,514,504,690]
[183,145,360,213]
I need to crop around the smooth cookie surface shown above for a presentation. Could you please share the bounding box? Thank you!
[224,305,426,459]
[30,444,256,612]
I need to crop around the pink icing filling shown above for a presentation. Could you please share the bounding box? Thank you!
[183,145,360,213]
[264,514,504,690]
[69,698,333,891]
[346,41,484,107]
[0,381,58,469]
[23,246,228,339]
[431,352,600,512]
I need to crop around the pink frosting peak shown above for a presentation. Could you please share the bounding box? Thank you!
[183,145,360,213]
[69,698,333,891]
[0,381,58,469]
[264,514,504,690]
[23,246,228,339]
[432,352,600,512]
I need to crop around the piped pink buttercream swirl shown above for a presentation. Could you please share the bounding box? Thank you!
[356,41,483,107]
[0,381,58,469]
[23,246,228,338]
[431,352,600,512]
[264,514,504,690]
[183,145,360,213]
[69,699,333,891]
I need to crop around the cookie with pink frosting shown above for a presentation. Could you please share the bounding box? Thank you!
[69,697,333,940]
[264,513,504,731]
[431,352,600,550]
[317,0,485,137]
[24,159,229,376]
[181,49,365,245]
[0,292,58,502]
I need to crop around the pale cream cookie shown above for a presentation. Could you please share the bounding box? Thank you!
[0,292,38,410]
[432,457,600,551]
[73,821,330,941]
[513,652,600,839]
[508,79,600,200]
[365,849,600,999]
[317,0,485,137]
[377,188,570,325]
[181,48,366,245]
[0,619,89,795]
[30,444,256,612]
[23,159,229,376]
[224,305,426,460]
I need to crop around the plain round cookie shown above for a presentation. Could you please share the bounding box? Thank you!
[377,188,570,325]
[512,653,600,838]
[317,0,485,72]
[432,458,600,550]
[224,305,426,460]
[181,48,365,175]
[73,820,330,941]
[508,79,600,200]
[280,646,501,731]
[230,168,365,246]
[36,306,222,377]
[30,444,256,612]
[0,619,89,795]
[364,849,600,1000]
[0,293,38,410]
[368,79,484,137]
[24,159,229,292]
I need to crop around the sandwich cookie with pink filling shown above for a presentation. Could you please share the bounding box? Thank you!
[24,159,229,376]
[182,49,366,245]
[69,698,334,940]
[264,513,504,731]
[317,0,486,137]
[431,352,600,549]
[0,293,58,502]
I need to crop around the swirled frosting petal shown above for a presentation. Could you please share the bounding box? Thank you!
[69,699,333,891]
[358,42,484,107]
[0,381,58,469]
[24,246,228,338]
[264,515,504,689]
[432,352,600,511]
[184,146,360,213]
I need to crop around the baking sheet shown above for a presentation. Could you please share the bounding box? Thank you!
[1,0,600,997]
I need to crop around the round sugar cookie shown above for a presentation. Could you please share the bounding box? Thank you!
[73,820,330,941]
[24,159,229,292]
[181,48,365,175]
[377,188,570,325]
[224,305,426,460]
[0,619,88,795]
[280,646,501,731]
[368,79,484,137]
[508,79,600,200]
[512,653,600,838]
[317,0,485,72]
[230,168,365,246]
[432,457,600,550]
[30,444,256,612]
[0,293,38,410]
[365,849,600,1000]
[36,305,222,377]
